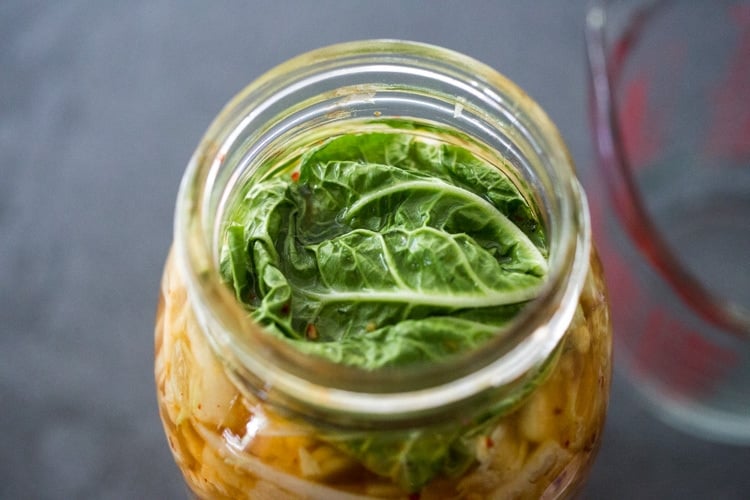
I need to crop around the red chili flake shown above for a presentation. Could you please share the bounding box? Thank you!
[409,493,421,500]
[563,439,570,449]
[553,407,562,416]
[291,171,300,182]
[306,324,318,340]
[280,302,290,315]
[485,436,494,448]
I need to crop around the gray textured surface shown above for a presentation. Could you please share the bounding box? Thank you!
[2,2,749,499]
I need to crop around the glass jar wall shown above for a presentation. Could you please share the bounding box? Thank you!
[154,40,612,499]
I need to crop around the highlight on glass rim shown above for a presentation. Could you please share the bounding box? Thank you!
[154,39,612,499]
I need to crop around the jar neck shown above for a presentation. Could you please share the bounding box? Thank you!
[174,40,590,429]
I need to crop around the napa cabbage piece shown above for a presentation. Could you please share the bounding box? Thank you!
[221,132,547,369]
[219,130,550,491]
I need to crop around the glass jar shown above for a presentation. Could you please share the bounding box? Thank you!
[155,40,612,499]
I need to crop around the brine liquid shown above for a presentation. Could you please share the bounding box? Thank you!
[155,250,612,498]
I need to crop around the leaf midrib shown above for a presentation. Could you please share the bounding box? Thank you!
[343,178,548,273]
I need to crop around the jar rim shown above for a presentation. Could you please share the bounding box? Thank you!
[174,39,590,426]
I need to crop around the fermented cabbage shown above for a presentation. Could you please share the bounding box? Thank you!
[155,248,610,499]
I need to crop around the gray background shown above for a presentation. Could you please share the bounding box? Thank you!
[2,1,748,499]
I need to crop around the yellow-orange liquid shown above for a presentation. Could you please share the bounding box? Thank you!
[155,249,611,499]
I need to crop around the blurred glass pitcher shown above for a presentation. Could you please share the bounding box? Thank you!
[586,0,750,442]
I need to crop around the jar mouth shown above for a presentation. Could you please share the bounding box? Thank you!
[175,39,590,426]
